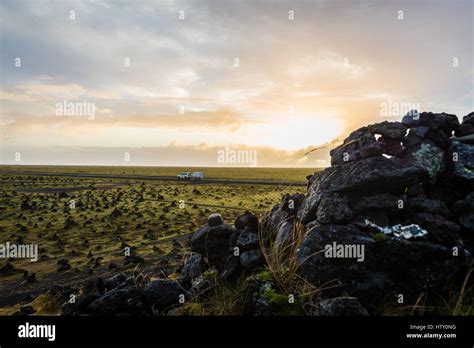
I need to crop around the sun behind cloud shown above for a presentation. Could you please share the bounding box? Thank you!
[241,114,343,151]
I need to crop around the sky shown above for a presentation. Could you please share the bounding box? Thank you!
[0,0,472,167]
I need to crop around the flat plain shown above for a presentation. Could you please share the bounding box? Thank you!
[0,165,318,314]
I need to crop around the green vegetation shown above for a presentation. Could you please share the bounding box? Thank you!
[0,165,319,182]
[263,288,304,316]
[0,166,310,313]
[373,232,387,242]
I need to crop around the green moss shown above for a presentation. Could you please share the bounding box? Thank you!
[30,294,63,315]
[374,232,387,242]
[202,269,217,281]
[263,288,303,316]
[0,304,20,316]
[180,303,204,316]
[256,270,273,282]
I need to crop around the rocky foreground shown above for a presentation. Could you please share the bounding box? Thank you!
[37,111,474,316]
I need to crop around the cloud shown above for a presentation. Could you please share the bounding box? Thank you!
[0,0,472,166]
[0,143,331,167]
[2,108,249,130]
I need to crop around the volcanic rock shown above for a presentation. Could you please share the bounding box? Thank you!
[208,213,224,227]
[314,298,369,316]
[402,140,445,180]
[316,193,353,224]
[179,253,203,287]
[86,287,143,315]
[190,223,236,268]
[450,141,474,182]
[298,157,421,224]
[234,211,259,232]
[143,279,188,312]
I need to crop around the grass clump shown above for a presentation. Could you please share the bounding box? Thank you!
[442,267,474,316]
[179,303,205,316]
[259,220,323,315]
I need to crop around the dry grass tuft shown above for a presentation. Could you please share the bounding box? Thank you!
[259,219,329,314]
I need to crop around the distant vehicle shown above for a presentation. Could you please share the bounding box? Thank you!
[177,171,191,180]
[177,171,204,180]
[190,172,204,180]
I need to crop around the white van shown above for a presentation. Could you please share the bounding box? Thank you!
[190,172,204,180]
[177,171,191,180]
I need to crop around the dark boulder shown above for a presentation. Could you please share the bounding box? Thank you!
[401,140,446,180]
[368,121,407,140]
[14,305,36,316]
[57,259,71,272]
[275,220,294,247]
[406,198,449,216]
[61,280,104,315]
[298,157,422,224]
[411,213,462,246]
[240,249,264,269]
[314,298,369,316]
[403,131,424,148]
[420,112,453,130]
[142,279,188,312]
[410,125,430,138]
[456,123,474,137]
[442,113,461,134]
[316,193,353,224]
[353,193,403,215]
[297,224,374,286]
[426,129,450,150]
[262,193,304,240]
[86,287,143,315]
[237,229,259,251]
[190,223,236,268]
[104,273,128,291]
[297,223,468,311]
[207,213,224,227]
[462,112,474,126]
[235,211,259,233]
[403,126,430,148]
[221,254,242,281]
[454,193,474,232]
[402,111,421,127]
[330,126,375,165]
[330,122,406,166]
[0,262,15,276]
[20,200,32,210]
[403,111,459,134]
[360,139,404,158]
[450,141,474,182]
[179,253,203,287]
